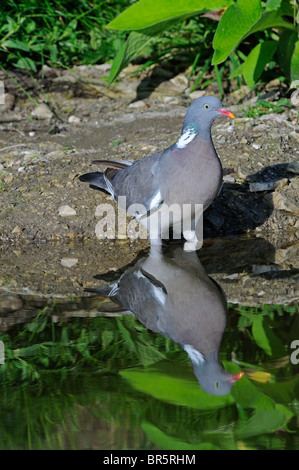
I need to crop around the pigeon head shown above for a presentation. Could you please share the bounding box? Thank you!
[185,347,243,396]
[193,360,243,396]
[181,96,235,141]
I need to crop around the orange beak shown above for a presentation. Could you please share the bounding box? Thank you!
[227,371,244,383]
[217,107,235,119]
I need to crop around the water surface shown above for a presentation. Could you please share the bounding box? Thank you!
[0,235,298,450]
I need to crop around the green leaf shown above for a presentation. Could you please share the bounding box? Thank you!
[116,318,136,352]
[265,0,282,9]
[252,315,286,357]
[108,31,154,84]
[101,329,114,349]
[26,317,48,334]
[290,40,299,82]
[120,365,235,410]
[231,374,275,410]
[235,405,293,439]
[107,0,234,33]
[48,44,58,63]
[25,20,36,34]
[212,0,262,64]
[231,40,277,87]
[142,421,218,450]
[2,39,30,52]
[110,139,121,147]
[136,342,166,366]
[275,98,292,107]
[12,57,37,72]
[60,328,69,345]
[246,8,295,36]
[256,374,299,405]
[278,30,297,81]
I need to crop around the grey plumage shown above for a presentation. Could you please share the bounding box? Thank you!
[79,96,235,246]
[88,244,243,396]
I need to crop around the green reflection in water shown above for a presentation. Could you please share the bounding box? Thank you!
[0,302,298,450]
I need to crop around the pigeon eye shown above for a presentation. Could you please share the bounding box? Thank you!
[214,381,219,390]
[204,103,210,109]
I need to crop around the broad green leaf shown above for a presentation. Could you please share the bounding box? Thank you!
[279,0,297,16]
[231,374,275,410]
[107,0,233,34]
[246,8,295,37]
[290,40,299,82]
[275,403,294,423]
[108,32,154,84]
[231,41,277,87]
[142,421,213,450]
[255,374,299,405]
[252,316,286,357]
[278,30,297,81]
[229,61,244,80]
[120,366,235,410]
[212,0,262,64]
[235,405,293,439]
[265,0,282,9]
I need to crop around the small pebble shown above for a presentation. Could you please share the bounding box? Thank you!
[163,96,179,105]
[286,161,299,174]
[61,258,78,268]
[68,115,80,124]
[58,205,77,216]
[189,90,206,100]
[225,273,239,280]
[128,100,146,109]
[32,103,53,120]
[223,175,235,183]
[257,290,266,297]
[249,182,276,192]
[12,226,23,234]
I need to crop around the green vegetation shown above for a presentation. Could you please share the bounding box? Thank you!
[0,182,8,192]
[107,0,299,88]
[243,97,292,116]
[0,0,134,72]
[0,301,298,449]
[110,139,121,147]
[1,0,298,96]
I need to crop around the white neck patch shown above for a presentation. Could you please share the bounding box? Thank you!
[176,128,197,149]
[183,344,204,365]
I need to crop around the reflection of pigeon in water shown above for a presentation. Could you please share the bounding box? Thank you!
[88,244,243,396]
[79,96,234,250]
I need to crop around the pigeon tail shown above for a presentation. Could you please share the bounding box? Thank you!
[79,172,108,191]
[92,159,133,169]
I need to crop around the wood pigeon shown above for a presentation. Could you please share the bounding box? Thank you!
[80,96,235,250]
[87,243,243,396]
